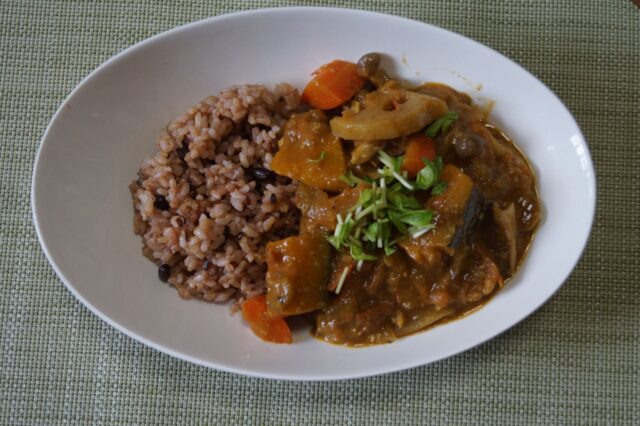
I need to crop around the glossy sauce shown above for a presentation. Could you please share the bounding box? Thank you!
[312,84,540,346]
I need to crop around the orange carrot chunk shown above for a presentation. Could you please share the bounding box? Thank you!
[241,295,292,344]
[402,134,437,178]
[302,60,366,110]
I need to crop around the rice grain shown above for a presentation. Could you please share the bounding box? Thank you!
[131,84,301,306]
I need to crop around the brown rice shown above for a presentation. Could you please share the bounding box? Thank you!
[130,84,301,306]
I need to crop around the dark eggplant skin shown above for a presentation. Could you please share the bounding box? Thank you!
[449,187,485,250]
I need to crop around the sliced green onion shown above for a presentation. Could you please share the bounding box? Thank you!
[398,210,433,228]
[328,150,445,262]
[355,204,375,221]
[431,180,447,195]
[339,171,371,187]
[411,225,436,239]
[354,225,362,239]
[391,170,414,190]
[307,150,326,163]
[335,266,350,294]
[377,150,397,170]
[425,112,458,137]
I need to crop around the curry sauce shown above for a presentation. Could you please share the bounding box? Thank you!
[261,54,540,346]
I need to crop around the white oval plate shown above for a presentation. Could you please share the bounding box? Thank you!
[32,7,595,380]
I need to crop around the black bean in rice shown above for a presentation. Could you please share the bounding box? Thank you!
[131,84,302,306]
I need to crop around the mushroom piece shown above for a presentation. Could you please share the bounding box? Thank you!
[356,52,381,78]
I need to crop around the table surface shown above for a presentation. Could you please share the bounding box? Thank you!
[1,1,639,424]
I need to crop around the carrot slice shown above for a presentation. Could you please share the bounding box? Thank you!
[402,134,437,177]
[241,295,292,344]
[302,60,366,110]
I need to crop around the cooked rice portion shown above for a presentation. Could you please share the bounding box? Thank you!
[131,84,301,304]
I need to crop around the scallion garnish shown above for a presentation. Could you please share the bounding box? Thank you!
[335,266,350,294]
[431,180,448,195]
[339,170,372,187]
[307,150,327,163]
[425,112,458,137]
[326,150,447,263]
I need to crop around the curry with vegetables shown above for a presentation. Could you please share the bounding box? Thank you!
[241,53,540,346]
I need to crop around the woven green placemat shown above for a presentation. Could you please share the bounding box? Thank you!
[1,1,638,424]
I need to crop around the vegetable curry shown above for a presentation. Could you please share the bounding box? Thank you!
[242,53,540,346]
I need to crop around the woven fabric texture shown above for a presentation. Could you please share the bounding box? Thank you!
[1,1,639,424]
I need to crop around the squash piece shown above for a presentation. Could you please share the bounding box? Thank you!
[271,110,347,192]
[295,183,366,234]
[294,183,337,233]
[427,165,475,216]
[265,232,331,317]
[330,184,365,219]
[399,165,475,268]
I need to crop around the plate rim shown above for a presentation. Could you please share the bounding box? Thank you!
[31,6,597,381]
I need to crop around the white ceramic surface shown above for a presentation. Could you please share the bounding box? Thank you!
[32,7,596,380]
